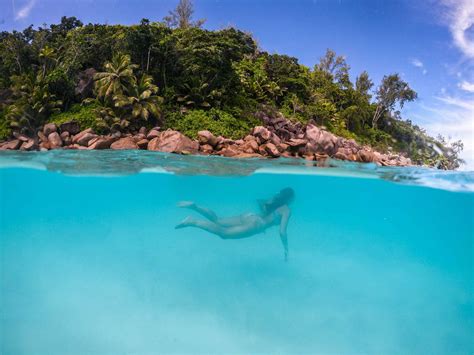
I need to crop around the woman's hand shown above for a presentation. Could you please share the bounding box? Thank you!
[280,232,289,262]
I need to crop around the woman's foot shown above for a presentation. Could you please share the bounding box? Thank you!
[175,216,195,229]
[177,201,195,209]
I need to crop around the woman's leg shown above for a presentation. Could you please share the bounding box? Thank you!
[175,217,228,238]
[178,201,243,227]
[175,217,256,240]
[177,201,219,222]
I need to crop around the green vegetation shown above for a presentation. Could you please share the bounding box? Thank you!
[165,109,257,139]
[0,0,464,169]
[49,103,102,132]
[91,53,163,131]
[0,111,10,140]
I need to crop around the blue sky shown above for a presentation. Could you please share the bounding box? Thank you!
[1,0,473,168]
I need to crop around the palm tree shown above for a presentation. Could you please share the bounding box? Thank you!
[176,77,224,111]
[94,54,138,103]
[113,74,162,122]
[38,46,57,78]
[6,73,62,132]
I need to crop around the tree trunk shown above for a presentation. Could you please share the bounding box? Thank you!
[146,46,152,73]
[372,105,383,129]
[15,56,22,74]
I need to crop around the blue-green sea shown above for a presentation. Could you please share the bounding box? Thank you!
[1,151,473,354]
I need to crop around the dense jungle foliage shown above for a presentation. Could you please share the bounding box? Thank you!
[0,1,464,168]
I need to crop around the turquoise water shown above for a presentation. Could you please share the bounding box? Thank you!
[1,151,473,354]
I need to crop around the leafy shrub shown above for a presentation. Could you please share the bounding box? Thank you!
[6,74,63,132]
[280,94,308,124]
[327,119,359,141]
[360,128,394,151]
[45,67,76,106]
[0,110,11,140]
[301,99,338,126]
[340,104,372,135]
[49,103,103,132]
[164,108,257,139]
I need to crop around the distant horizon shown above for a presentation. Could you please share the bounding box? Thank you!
[1,0,473,169]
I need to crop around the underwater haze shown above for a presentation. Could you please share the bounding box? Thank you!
[1,151,473,354]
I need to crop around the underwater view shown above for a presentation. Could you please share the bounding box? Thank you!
[1,151,473,354]
[1,0,474,352]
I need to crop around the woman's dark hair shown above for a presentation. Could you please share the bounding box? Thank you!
[262,187,294,215]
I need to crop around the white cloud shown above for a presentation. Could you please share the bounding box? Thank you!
[411,58,427,75]
[436,94,474,111]
[441,0,474,59]
[14,0,37,21]
[411,58,424,68]
[459,80,474,92]
[418,94,474,170]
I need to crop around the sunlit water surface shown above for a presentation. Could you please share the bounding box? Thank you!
[1,151,473,354]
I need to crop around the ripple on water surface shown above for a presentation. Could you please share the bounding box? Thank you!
[0,150,473,192]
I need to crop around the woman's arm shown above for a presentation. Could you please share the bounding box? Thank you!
[279,206,291,261]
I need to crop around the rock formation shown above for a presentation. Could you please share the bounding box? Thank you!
[0,114,413,167]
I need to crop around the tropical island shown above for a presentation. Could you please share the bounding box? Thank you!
[0,0,464,169]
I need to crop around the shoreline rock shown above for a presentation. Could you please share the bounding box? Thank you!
[0,117,413,167]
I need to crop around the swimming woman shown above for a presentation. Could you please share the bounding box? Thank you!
[175,188,294,260]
